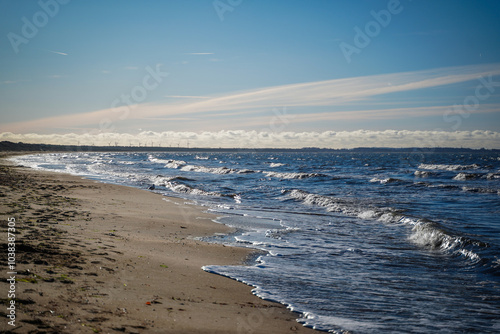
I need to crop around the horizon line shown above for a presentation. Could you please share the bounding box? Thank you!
[1,140,498,152]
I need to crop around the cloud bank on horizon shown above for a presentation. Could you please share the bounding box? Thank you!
[1,130,499,149]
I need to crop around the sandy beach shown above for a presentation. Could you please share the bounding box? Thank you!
[0,153,318,334]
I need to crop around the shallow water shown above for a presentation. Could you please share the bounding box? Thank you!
[12,151,500,333]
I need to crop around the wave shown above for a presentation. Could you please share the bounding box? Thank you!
[152,175,195,185]
[180,164,237,175]
[286,189,487,264]
[148,155,177,164]
[486,173,500,180]
[237,169,257,174]
[403,218,484,262]
[151,175,230,198]
[152,156,239,174]
[461,186,500,195]
[164,181,223,197]
[148,155,189,169]
[414,170,435,178]
[286,189,385,218]
[418,163,480,171]
[369,177,404,184]
[164,159,187,169]
[453,172,483,181]
[269,162,286,168]
[265,172,327,180]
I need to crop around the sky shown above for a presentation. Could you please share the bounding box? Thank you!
[1,0,500,148]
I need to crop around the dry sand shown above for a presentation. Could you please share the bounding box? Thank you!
[0,154,320,333]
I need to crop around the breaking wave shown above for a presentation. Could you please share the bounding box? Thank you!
[152,175,194,185]
[414,170,435,178]
[453,172,483,181]
[418,163,481,171]
[180,164,237,174]
[164,181,224,197]
[369,177,404,184]
[286,188,488,264]
[286,189,386,219]
[265,172,327,180]
[404,218,485,263]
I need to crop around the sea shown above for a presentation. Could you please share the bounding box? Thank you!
[11,150,500,333]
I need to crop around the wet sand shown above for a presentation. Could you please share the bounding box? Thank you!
[0,154,319,333]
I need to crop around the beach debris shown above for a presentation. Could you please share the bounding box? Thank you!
[145,297,161,305]
[116,307,127,314]
[151,295,162,304]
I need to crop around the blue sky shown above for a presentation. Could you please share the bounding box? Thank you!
[1,0,500,148]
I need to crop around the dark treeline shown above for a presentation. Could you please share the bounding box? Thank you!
[0,141,498,153]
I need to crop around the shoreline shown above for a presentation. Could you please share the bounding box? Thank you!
[0,153,318,333]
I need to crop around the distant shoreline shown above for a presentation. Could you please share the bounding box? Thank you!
[1,140,498,153]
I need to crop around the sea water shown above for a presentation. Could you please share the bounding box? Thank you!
[12,151,500,333]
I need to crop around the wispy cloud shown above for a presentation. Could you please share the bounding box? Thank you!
[1,63,499,134]
[47,50,68,56]
[124,66,139,70]
[165,95,211,99]
[0,80,30,84]
[158,63,500,114]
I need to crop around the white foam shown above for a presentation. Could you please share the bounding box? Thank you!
[164,159,187,169]
[418,163,480,171]
[265,171,326,180]
[358,210,378,220]
[406,220,482,262]
[164,181,222,197]
[414,170,432,177]
[298,313,383,333]
[180,164,236,174]
[453,172,481,181]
